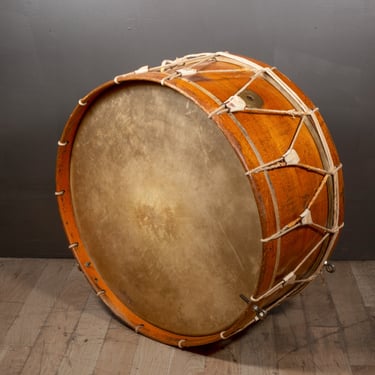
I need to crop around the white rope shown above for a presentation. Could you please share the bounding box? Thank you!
[213,53,340,219]
[247,161,337,176]
[244,107,318,117]
[153,52,268,93]
[159,52,220,73]
[220,331,228,339]
[261,205,343,243]
[229,66,276,103]
[245,156,283,176]
[161,52,218,67]
[218,51,264,70]
[260,160,342,243]
[208,67,276,118]
[251,233,330,302]
[209,97,316,118]
[190,68,249,75]
[255,57,342,247]
[161,68,198,85]
[261,219,302,243]
[287,115,306,150]
[178,339,186,348]
[113,53,217,84]
[114,74,126,84]
[134,324,144,333]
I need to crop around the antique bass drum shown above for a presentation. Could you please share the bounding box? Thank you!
[55,52,344,347]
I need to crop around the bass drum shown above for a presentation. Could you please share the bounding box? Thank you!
[55,52,344,347]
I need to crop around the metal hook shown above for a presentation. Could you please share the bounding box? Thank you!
[324,261,336,273]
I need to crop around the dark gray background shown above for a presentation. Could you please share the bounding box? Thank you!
[1,0,374,259]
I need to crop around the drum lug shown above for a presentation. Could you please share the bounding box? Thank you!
[253,305,267,320]
[241,294,267,320]
[324,261,336,273]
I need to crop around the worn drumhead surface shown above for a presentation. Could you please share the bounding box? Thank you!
[70,83,262,336]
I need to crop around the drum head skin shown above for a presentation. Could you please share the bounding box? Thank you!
[70,83,262,335]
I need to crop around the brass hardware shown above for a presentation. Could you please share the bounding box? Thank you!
[238,90,263,109]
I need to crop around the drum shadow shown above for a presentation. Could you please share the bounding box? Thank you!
[95,295,306,371]
[185,302,295,368]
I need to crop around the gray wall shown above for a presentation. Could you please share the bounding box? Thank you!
[1,0,374,259]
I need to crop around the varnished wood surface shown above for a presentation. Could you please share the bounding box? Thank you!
[0,258,373,375]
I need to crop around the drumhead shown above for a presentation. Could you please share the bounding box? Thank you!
[70,82,262,335]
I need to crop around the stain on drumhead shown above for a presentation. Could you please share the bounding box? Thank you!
[70,83,262,335]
